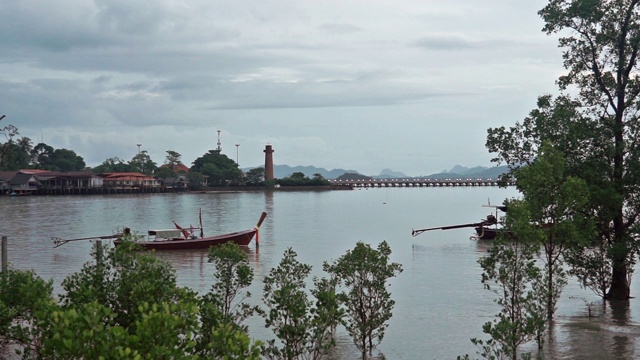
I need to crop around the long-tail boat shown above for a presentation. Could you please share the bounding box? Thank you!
[114,210,267,250]
[54,210,267,250]
[412,204,511,240]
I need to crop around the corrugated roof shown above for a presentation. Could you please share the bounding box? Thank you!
[9,173,40,185]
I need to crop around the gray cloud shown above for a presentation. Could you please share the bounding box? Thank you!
[317,23,363,35]
[0,0,563,176]
[414,34,481,50]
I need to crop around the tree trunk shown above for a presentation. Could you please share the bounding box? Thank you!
[607,210,630,299]
[608,209,630,300]
[608,84,629,300]
[608,260,630,300]
[547,263,553,319]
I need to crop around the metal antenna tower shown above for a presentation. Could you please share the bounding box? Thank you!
[211,130,222,155]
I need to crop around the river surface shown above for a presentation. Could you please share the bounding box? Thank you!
[2,187,640,359]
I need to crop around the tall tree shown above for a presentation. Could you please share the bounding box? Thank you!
[487,0,640,300]
[49,148,86,172]
[32,143,54,169]
[17,137,33,157]
[201,243,256,330]
[0,142,30,170]
[192,151,242,186]
[476,229,542,360]
[245,167,265,186]
[129,150,157,175]
[261,248,338,360]
[0,115,18,169]
[324,241,403,360]
[165,150,183,169]
[513,143,592,319]
[13,137,34,169]
[197,245,262,360]
[93,157,133,173]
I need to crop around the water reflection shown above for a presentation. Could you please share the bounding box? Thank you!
[611,299,632,325]
[5,188,640,359]
[533,299,640,359]
[474,239,493,253]
[153,246,262,294]
[609,300,634,359]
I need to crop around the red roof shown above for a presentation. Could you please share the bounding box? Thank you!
[160,164,190,173]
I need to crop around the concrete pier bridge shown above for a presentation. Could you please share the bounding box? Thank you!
[328,177,515,188]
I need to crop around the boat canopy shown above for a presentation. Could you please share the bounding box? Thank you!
[148,229,182,239]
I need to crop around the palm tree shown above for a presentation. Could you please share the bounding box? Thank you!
[17,137,33,167]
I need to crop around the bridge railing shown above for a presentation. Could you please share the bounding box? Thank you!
[327,178,514,187]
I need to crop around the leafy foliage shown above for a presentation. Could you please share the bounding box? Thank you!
[192,151,243,186]
[205,243,256,325]
[0,137,33,171]
[261,248,339,360]
[39,301,130,359]
[277,172,331,186]
[0,240,269,359]
[93,157,134,174]
[203,323,263,359]
[48,148,86,172]
[0,116,20,170]
[245,167,266,186]
[478,235,541,360]
[486,0,640,300]
[0,268,55,357]
[59,240,197,330]
[324,241,402,360]
[131,302,201,358]
[38,299,203,359]
[198,243,259,356]
[567,236,612,298]
[29,144,86,171]
[129,150,157,175]
[512,144,591,319]
[1,236,403,359]
[0,130,86,172]
[154,165,177,180]
[164,150,183,168]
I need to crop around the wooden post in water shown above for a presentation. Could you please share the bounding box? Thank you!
[96,240,103,268]
[1,236,7,273]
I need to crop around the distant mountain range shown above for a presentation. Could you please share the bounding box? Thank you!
[266,165,360,179]
[244,164,510,180]
[415,165,510,180]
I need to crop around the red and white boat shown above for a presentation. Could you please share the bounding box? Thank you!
[114,210,267,250]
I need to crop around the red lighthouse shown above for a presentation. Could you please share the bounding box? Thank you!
[264,144,274,181]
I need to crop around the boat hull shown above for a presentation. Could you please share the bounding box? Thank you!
[114,229,257,250]
[474,226,512,240]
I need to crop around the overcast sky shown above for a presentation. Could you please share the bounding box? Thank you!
[0,0,564,176]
